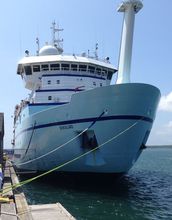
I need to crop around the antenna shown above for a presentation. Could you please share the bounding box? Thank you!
[36,37,40,56]
[95,43,98,59]
[88,49,90,57]
[51,21,64,53]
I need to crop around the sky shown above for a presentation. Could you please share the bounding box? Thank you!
[0,0,172,148]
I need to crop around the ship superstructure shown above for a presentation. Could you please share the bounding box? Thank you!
[17,22,116,104]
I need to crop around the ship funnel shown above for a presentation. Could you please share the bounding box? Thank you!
[116,0,143,84]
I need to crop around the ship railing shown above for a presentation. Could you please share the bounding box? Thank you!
[62,53,111,63]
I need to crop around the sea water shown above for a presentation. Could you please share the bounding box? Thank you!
[23,147,172,220]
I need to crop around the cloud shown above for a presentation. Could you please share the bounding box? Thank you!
[155,121,172,136]
[166,121,172,128]
[148,119,172,145]
[148,125,172,145]
[158,91,172,112]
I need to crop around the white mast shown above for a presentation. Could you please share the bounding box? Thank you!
[116,0,143,84]
[51,21,64,54]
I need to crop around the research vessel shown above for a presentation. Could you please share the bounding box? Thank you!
[13,1,160,175]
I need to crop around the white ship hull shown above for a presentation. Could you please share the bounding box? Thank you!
[13,83,160,174]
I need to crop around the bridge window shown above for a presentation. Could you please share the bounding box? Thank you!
[17,64,24,75]
[33,65,40,72]
[24,66,32,75]
[96,67,101,75]
[79,65,87,72]
[71,64,78,71]
[50,63,60,70]
[41,64,49,71]
[102,69,107,76]
[88,66,95,73]
[61,63,69,70]
[107,70,114,80]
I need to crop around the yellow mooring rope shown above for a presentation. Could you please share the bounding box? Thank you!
[1,119,141,196]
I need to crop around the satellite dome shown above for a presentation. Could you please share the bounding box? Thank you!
[39,45,63,56]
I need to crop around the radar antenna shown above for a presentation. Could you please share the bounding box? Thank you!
[51,21,64,54]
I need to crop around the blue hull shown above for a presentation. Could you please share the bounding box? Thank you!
[13,83,160,174]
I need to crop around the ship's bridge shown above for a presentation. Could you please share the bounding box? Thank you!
[17,54,117,104]
[17,54,117,86]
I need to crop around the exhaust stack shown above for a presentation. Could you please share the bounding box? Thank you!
[116,0,143,84]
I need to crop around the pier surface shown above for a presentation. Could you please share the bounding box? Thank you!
[30,203,75,220]
[0,161,76,220]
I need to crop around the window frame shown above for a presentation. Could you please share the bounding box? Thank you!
[88,65,95,73]
[41,64,49,71]
[47,80,51,85]
[56,80,60,84]
[50,63,60,70]
[24,65,32,75]
[48,96,52,100]
[33,65,40,72]
[79,64,87,72]
[71,64,78,71]
[61,63,70,71]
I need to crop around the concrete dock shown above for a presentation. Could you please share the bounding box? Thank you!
[0,161,76,220]
[30,203,75,220]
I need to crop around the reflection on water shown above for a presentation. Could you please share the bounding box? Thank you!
[21,147,172,220]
